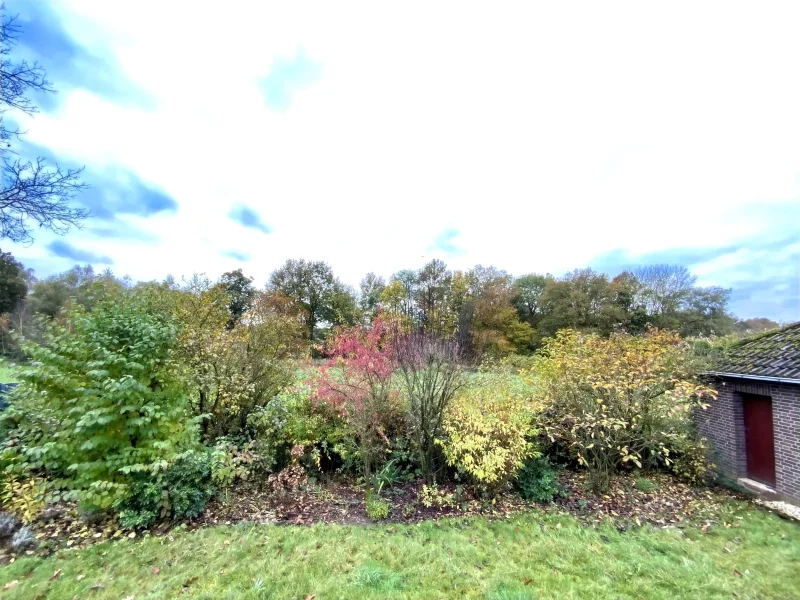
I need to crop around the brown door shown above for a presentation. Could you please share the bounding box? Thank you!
[742,393,776,486]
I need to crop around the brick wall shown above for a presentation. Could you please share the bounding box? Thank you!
[695,377,800,503]
[773,384,800,500]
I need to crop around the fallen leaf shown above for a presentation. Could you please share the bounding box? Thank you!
[523,578,534,585]
[733,569,742,577]
[3,581,19,590]
[51,569,63,581]
[89,583,104,590]
[305,596,316,600]
[184,577,198,586]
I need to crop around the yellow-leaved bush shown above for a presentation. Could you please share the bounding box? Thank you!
[527,328,716,491]
[437,372,539,494]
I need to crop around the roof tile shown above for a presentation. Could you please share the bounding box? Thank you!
[714,322,800,380]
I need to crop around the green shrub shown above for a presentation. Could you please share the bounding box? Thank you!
[369,459,406,494]
[247,378,348,472]
[210,438,258,502]
[116,449,215,529]
[671,435,716,485]
[513,456,559,503]
[365,491,390,520]
[418,483,454,509]
[5,298,196,511]
[634,477,658,493]
[438,371,537,495]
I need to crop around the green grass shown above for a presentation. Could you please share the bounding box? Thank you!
[0,358,18,383]
[1,502,798,599]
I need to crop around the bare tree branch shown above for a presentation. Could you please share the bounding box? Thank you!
[1,4,88,245]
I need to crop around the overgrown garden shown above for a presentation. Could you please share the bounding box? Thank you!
[0,255,788,563]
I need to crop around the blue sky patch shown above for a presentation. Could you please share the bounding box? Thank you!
[48,240,113,264]
[6,0,153,111]
[259,49,322,111]
[228,204,272,234]
[431,229,465,257]
[222,250,251,262]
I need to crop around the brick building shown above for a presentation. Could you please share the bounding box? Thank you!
[696,322,800,504]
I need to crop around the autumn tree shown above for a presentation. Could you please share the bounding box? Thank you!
[1,8,88,244]
[468,266,534,357]
[313,317,400,484]
[269,259,356,343]
[172,276,305,437]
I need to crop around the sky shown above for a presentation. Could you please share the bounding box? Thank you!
[3,1,799,322]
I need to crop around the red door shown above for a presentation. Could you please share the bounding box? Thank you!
[742,394,776,486]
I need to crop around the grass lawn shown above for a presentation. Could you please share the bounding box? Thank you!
[1,502,798,599]
[0,358,18,383]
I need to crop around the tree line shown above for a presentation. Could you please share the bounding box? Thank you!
[0,253,779,360]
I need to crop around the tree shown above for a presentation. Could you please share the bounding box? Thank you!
[27,265,125,319]
[358,272,385,321]
[394,331,463,480]
[633,264,696,328]
[1,8,88,244]
[734,317,779,335]
[171,277,306,438]
[269,259,353,343]
[218,269,256,328]
[0,249,26,314]
[512,274,549,329]
[416,259,452,336]
[313,317,400,485]
[679,286,735,337]
[468,266,534,356]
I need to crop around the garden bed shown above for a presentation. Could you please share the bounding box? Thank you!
[1,471,751,563]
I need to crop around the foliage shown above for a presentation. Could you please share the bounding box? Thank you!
[513,456,559,503]
[394,331,463,480]
[247,375,349,473]
[418,482,455,509]
[173,277,306,438]
[369,459,406,494]
[115,449,215,529]
[0,473,44,523]
[0,250,27,315]
[269,259,357,343]
[4,296,195,510]
[672,435,716,485]
[634,477,658,493]
[267,445,308,495]
[210,439,257,501]
[313,318,402,485]
[365,491,390,520]
[530,328,716,491]
[438,371,537,494]
[218,269,256,327]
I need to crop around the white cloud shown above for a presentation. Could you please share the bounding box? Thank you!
[6,1,800,319]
